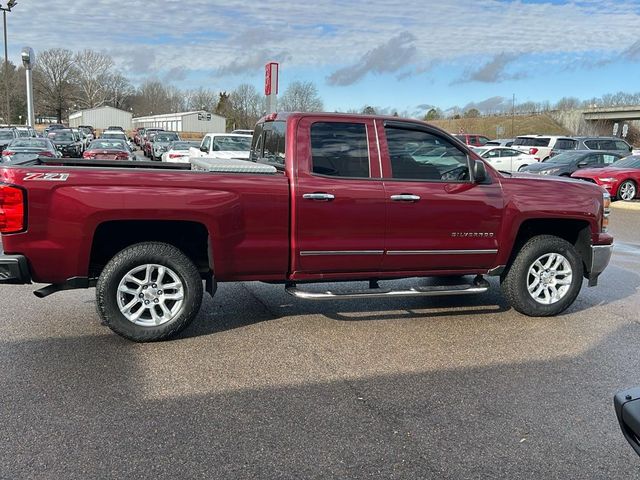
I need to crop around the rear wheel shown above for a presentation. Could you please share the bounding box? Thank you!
[96,242,203,342]
[518,165,528,172]
[501,235,583,316]
[618,180,637,201]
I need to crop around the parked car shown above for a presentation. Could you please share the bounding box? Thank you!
[189,133,252,160]
[231,129,254,135]
[14,126,37,138]
[0,112,613,343]
[549,136,632,158]
[71,128,88,152]
[512,135,576,162]
[141,128,164,156]
[454,133,491,147]
[0,128,19,153]
[1,137,60,162]
[101,130,133,150]
[108,126,125,132]
[571,155,640,201]
[79,125,95,139]
[133,127,145,146]
[47,129,83,158]
[473,146,539,172]
[522,150,623,176]
[83,139,135,161]
[150,131,181,161]
[485,138,515,147]
[47,124,66,131]
[161,141,201,162]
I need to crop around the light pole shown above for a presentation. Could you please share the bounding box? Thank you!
[21,46,34,127]
[0,0,16,125]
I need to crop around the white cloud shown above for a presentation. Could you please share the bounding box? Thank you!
[6,0,640,86]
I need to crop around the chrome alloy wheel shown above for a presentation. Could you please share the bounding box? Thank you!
[619,181,637,201]
[526,253,573,305]
[116,264,185,326]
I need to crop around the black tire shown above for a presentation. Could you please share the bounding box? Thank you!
[96,242,203,342]
[501,235,584,317]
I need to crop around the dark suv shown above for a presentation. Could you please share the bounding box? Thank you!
[550,136,632,157]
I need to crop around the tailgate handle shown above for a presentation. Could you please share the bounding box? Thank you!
[303,193,335,201]
[390,194,421,202]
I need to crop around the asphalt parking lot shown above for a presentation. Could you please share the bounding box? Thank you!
[0,207,639,479]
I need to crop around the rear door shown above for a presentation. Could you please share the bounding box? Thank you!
[380,121,503,271]
[292,118,386,275]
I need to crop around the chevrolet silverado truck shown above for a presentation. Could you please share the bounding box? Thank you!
[0,113,613,342]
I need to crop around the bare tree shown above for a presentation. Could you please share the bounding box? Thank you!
[33,48,78,122]
[229,84,261,129]
[279,81,323,112]
[74,49,114,109]
[106,72,135,110]
[185,87,217,112]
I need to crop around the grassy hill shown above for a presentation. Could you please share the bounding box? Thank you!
[429,114,570,139]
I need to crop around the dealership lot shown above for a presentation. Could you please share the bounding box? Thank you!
[0,207,637,478]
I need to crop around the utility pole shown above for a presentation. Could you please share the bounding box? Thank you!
[511,93,515,137]
[0,1,16,124]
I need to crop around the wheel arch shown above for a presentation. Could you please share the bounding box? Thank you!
[89,220,212,280]
[504,218,592,279]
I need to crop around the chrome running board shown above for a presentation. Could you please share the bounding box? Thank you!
[285,277,489,301]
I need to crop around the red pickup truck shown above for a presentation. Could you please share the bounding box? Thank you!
[0,113,613,342]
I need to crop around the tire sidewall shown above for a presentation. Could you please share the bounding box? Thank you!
[97,243,202,341]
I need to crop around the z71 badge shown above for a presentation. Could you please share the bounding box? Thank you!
[23,172,70,181]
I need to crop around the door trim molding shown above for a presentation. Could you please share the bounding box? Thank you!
[386,249,498,255]
[300,250,385,256]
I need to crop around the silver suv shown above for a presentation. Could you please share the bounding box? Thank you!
[549,136,632,157]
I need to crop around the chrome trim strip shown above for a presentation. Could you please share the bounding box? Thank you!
[386,249,498,255]
[286,284,488,300]
[300,250,385,256]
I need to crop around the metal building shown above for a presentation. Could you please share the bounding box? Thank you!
[69,106,133,130]
[132,111,226,133]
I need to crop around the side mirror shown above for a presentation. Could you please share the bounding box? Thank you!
[200,145,208,153]
[615,388,640,456]
[577,161,588,167]
[473,159,488,183]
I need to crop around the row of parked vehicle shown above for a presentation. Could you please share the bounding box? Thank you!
[464,134,639,201]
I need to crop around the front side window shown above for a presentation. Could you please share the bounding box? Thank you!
[483,149,501,158]
[502,149,522,157]
[385,127,469,181]
[310,122,370,178]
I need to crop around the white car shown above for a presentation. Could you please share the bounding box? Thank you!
[161,141,201,162]
[511,135,575,162]
[475,146,539,172]
[189,133,252,160]
[101,130,134,149]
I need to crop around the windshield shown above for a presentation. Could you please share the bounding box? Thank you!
[612,156,640,169]
[102,133,126,140]
[170,141,199,150]
[155,133,179,142]
[49,131,74,141]
[9,139,49,148]
[546,152,584,164]
[0,131,14,140]
[89,140,127,150]
[514,137,550,147]
[212,136,252,151]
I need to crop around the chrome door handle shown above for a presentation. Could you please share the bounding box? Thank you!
[390,194,421,202]
[303,193,335,201]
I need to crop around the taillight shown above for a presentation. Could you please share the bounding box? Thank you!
[529,148,539,155]
[38,151,54,157]
[115,152,128,160]
[1,150,14,156]
[169,153,185,159]
[0,184,25,233]
[83,151,95,159]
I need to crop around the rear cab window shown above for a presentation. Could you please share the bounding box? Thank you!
[250,120,286,168]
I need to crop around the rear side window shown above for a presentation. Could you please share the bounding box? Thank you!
[554,139,577,150]
[250,121,286,166]
[615,140,631,152]
[514,137,550,147]
[584,140,598,149]
[310,122,370,178]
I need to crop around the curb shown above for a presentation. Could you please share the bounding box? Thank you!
[611,200,640,211]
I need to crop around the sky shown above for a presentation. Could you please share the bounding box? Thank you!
[5,0,640,116]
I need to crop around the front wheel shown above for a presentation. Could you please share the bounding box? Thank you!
[618,180,637,201]
[96,242,203,342]
[501,235,584,316]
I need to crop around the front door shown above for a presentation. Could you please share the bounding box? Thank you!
[379,122,504,272]
[292,118,386,275]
